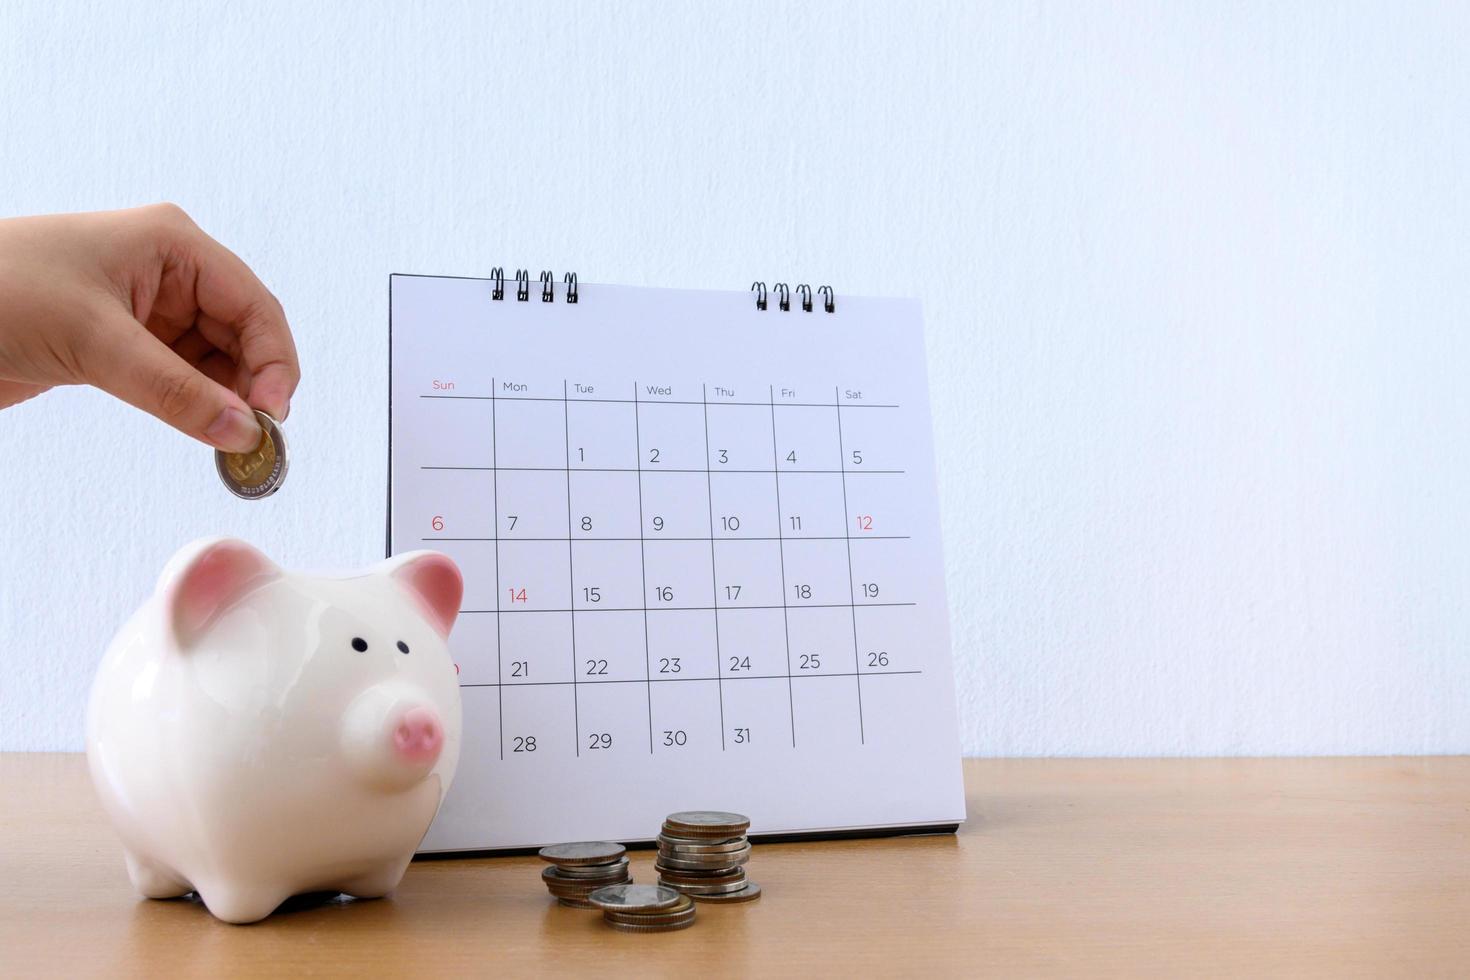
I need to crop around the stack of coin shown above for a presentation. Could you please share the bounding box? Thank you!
[537,842,631,909]
[588,883,696,933]
[655,810,762,904]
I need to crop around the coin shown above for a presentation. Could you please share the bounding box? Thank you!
[654,852,749,872]
[546,875,626,899]
[588,883,684,913]
[547,878,623,895]
[688,882,762,904]
[542,866,623,884]
[605,907,697,927]
[656,844,751,863]
[661,852,752,869]
[604,918,696,933]
[557,897,599,909]
[655,867,747,887]
[553,857,630,878]
[656,835,747,852]
[663,811,750,836]
[547,885,609,898]
[657,841,748,854]
[546,882,625,897]
[659,876,748,895]
[538,841,627,866]
[603,894,694,924]
[215,410,288,499]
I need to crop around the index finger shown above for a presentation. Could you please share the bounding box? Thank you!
[172,219,300,421]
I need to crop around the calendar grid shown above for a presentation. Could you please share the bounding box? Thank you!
[420,377,919,755]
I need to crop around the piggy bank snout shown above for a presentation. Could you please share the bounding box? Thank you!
[341,688,449,791]
[391,706,444,765]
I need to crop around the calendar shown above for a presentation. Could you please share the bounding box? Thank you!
[389,272,964,852]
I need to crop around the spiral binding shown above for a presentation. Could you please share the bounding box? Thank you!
[750,280,835,313]
[489,268,578,303]
[484,270,827,309]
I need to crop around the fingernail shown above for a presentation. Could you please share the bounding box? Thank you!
[206,407,262,453]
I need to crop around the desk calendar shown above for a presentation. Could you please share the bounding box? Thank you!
[389,272,964,852]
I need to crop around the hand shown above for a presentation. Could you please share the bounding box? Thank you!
[0,204,300,452]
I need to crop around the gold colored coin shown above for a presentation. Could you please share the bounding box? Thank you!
[215,410,289,499]
[222,426,276,486]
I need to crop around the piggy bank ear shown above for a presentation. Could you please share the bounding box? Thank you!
[160,538,280,647]
[385,551,463,638]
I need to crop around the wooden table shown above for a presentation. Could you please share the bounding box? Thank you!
[2,755,1466,977]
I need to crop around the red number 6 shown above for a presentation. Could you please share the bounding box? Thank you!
[431,515,445,532]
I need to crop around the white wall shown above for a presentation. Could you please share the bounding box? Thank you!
[1,1,1466,755]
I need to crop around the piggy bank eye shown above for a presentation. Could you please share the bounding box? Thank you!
[397,640,410,654]
[351,637,368,652]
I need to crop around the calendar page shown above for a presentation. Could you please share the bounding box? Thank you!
[389,274,965,852]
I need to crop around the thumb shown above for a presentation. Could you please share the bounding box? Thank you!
[85,314,263,453]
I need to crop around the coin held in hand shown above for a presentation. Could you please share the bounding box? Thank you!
[216,410,288,499]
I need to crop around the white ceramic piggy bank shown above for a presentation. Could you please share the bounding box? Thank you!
[86,538,463,923]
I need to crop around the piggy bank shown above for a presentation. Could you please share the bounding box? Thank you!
[86,538,464,923]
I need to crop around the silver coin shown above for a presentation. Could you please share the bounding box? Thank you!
[605,906,697,927]
[659,877,749,896]
[215,410,288,499]
[546,863,626,881]
[588,883,684,913]
[602,894,695,925]
[656,834,748,851]
[545,881,611,896]
[654,852,749,872]
[547,879,630,895]
[542,866,617,883]
[538,841,627,866]
[544,872,630,891]
[663,811,750,834]
[546,852,626,875]
[655,866,746,885]
[658,843,751,862]
[689,881,762,904]
[557,897,599,909]
[604,917,696,933]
